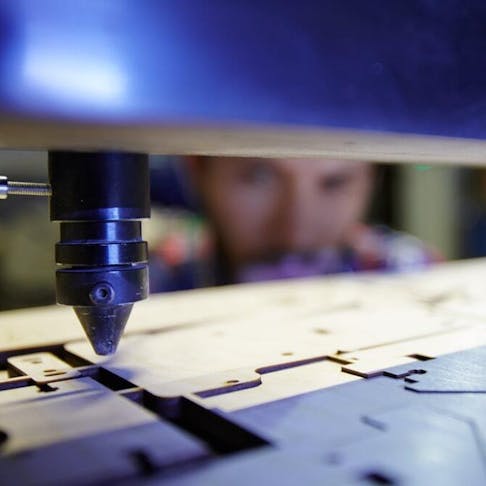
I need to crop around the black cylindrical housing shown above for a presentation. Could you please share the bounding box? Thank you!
[56,265,148,306]
[48,151,150,308]
[49,151,150,221]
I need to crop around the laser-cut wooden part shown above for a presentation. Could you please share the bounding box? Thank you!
[3,259,486,413]
[0,423,209,486]
[334,326,486,378]
[341,407,486,485]
[3,264,486,483]
[64,304,454,408]
[148,448,355,486]
[59,260,486,410]
[2,258,484,355]
[7,352,80,384]
[0,271,359,354]
[191,360,360,412]
[341,356,418,378]
[227,347,486,452]
[404,346,486,393]
[0,378,205,452]
[0,377,210,485]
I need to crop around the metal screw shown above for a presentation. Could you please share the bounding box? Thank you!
[89,283,115,305]
[0,175,52,200]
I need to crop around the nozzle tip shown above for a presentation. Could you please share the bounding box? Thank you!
[74,304,133,355]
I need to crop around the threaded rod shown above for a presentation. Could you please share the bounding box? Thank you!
[8,181,52,196]
[0,176,51,199]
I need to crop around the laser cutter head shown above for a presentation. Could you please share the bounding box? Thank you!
[49,151,150,355]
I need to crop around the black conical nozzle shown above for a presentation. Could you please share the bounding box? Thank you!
[49,151,150,355]
[74,304,133,355]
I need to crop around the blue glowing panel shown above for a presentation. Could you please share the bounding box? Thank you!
[1,1,486,138]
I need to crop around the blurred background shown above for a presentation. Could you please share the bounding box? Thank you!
[1,149,484,311]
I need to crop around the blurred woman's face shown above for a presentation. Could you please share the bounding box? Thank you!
[193,157,374,271]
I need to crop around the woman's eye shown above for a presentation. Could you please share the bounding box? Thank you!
[240,164,276,186]
[320,174,349,192]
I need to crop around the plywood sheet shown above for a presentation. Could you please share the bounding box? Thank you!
[4,117,486,165]
[3,259,486,411]
[193,360,360,412]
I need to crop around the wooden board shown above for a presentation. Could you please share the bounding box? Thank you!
[0,376,210,485]
[3,258,486,411]
[3,117,486,165]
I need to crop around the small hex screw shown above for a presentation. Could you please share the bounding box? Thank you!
[89,282,115,305]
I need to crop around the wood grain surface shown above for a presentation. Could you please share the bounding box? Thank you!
[3,258,486,411]
[2,117,486,165]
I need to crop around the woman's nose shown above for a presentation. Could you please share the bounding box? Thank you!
[276,183,319,251]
